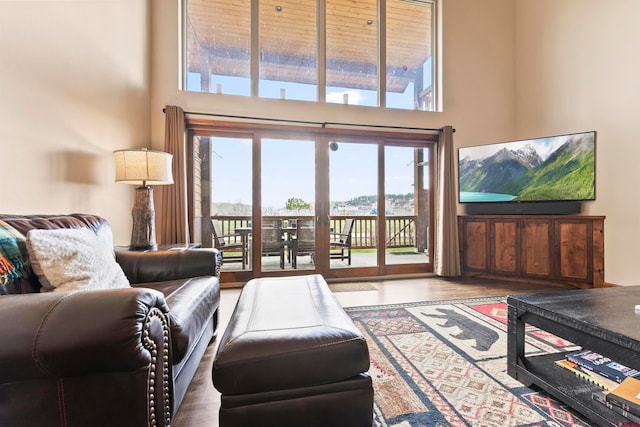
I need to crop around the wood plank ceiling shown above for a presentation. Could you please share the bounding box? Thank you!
[186,0,432,93]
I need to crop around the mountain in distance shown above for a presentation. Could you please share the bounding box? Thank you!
[460,134,595,201]
[459,144,542,196]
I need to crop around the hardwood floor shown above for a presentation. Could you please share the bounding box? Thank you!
[171,275,575,427]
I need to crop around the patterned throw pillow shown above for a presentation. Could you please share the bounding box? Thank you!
[0,220,28,285]
[26,228,130,292]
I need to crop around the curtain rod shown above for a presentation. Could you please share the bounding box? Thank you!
[162,108,453,133]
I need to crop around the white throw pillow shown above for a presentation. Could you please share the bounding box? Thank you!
[26,228,130,292]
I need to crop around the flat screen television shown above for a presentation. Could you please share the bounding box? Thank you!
[458,131,596,204]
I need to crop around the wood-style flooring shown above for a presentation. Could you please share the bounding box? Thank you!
[171,275,575,427]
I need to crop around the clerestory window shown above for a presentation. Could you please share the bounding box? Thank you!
[183,0,437,111]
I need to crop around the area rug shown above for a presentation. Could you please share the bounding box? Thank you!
[346,298,591,427]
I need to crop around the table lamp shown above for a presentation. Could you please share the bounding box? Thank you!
[114,148,173,250]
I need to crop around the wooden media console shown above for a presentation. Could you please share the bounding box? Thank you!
[458,215,605,288]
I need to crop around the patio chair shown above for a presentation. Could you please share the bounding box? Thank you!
[330,218,354,265]
[294,218,315,268]
[261,218,288,269]
[211,219,248,269]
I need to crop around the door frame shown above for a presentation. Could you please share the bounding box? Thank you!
[187,118,438,283]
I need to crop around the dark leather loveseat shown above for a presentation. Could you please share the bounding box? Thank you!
[0,214,221,427]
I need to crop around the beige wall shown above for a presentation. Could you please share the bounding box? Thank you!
[0,0,151,245]
[27,1,637,283]
[6,0,634,285]
[516,0,640,285]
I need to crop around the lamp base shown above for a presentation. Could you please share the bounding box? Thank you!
[131,186,157,250]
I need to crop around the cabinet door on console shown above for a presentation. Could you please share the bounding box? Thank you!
[520,219,553,277]
[459,217,489,272]
[492,219,519,275]
[556,219,591,284]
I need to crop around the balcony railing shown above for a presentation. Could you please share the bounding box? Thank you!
[212,215,417,249]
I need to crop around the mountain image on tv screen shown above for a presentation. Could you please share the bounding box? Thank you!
[458,131,595,203]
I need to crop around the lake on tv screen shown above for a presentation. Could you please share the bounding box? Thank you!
[460,192,517,203]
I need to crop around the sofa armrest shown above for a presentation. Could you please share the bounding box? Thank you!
[116,248,221,284]
[0,288,169,379]
[0,288,173,426]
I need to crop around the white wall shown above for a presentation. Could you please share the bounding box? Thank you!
[516,0,640,285]
[0,0,151,245]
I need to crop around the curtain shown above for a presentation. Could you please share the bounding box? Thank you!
[434,125,461,277]
[159,105,189,244]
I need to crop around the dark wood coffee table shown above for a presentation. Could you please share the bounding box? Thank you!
[507,286,640,426]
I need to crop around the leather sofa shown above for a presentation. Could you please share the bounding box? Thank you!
[0,214,221,427]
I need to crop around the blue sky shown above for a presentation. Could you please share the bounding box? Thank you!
[210,137,427,211]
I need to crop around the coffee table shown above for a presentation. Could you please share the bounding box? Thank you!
[507,286,640,426]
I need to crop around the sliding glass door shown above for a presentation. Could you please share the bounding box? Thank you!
[384,145,431,267]
[204,136,253,278]
[261,138,315,272]
[190,122,435,283]
[329,141,379,271]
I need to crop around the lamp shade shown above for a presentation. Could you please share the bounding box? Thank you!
[114,149,173,186]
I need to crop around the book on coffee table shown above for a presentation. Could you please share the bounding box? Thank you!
[566,350,640,383]
[593,391,640,423]
[555,359,617,390]
[605,377,640,417]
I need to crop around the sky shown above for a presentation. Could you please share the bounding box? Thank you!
[210,137,427,211]
[459,132,594,163]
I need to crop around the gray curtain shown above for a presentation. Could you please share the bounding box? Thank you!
[159,105,189,244]
[434,125,461,277]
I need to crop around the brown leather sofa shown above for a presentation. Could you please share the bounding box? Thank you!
[0,214,221,427]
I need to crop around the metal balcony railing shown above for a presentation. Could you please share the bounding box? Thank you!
[211,215,417,249]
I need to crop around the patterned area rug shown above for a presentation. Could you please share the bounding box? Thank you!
[346,298,591,427]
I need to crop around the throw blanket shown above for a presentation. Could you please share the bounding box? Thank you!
[0,220,28,285]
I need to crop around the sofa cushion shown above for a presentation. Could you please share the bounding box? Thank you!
[26,228,130,292]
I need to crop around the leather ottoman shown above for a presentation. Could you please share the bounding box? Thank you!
[212,274,373,427]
